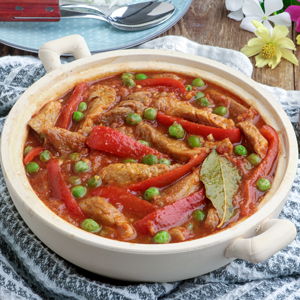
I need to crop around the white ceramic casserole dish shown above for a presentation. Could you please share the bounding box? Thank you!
[0,35,298,282]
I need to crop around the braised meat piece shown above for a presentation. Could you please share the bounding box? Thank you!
[29,101,62,135]
[204,138,233,155]
[153,93,235,129]
[136,122,204,162]
[42,127,87,155]
[99,163,180,187]
[153,168,202,207]
[152,73,181,81]
[237,121,268,158]
[204,208,219,230]
[78,85,117,136]
[99,100,145,126]
[125,91,152,106]
[168,227,191,242]
[207,90,259,123]
[79,196,135,240]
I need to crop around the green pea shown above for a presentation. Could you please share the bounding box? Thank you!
[121,72,134,80]
[193,209,205,221]
[234,145,248,156]
[256,178,271,192]
[135,73,147,80]
[159,158,171,166]
[169,123,185,139]
[26,162,39,174]
[144,187,159,201]
[74,161,89,173]
[195,92,205,100]
[126,113,142,125]
[24,146,33,156]
[39,150,51,162]
[153,231,170,244]
[73,111,84,122]
[123,77,136,88]
[138,140,150,147]
[185,85,192,91]
[71,185,86,198]
[143,108,157,121]
[123,159,137,163]
[247,153,262,166]
[81,219,101,233]
[197,97,210,107]
[69,176,82,186]
[78,102,87,112]
[142,154,158,165]
[40,133,45,140]
[187,135,202,148]
[213,106,227,116]
[186,223,194,231]
[192,78,205,87]
[70,152,81,161]
[88,175,102,188]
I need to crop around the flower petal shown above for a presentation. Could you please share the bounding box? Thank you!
[280,48,299,65]
[268,12,291,27]
[241,44,263,57]
[262,20,273,34]
[255,53,269,68]
[242,0,264,17]
[264,0,283,16]
[275,37,296,51]
[268,48,282,69]
[228,8,244,21]
[271,24,289,43]
[297,35,300,45]
[240,17,263,32]
[285,6,300,22]
[296,17,300,32]
[225,0,243,11]
[254,21,272,42]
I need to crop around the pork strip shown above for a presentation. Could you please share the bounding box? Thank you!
[152,73,181,81]
[42,127,87,155]
[79,196,135,240]
[136,122,203,162]
[153,93,235,129]
[204,138,233,155]
[153,168,202,207]
[99,163,180,187]
[99,100,145,126]
[125,91,152,106]
[78,85,117,136]
[29,101,62,135]
[237,121,268,158]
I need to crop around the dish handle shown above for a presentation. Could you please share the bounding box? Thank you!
[38,35,91,73]
[225,219,297,263]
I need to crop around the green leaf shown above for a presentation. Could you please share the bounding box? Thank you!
[200,150,241,227]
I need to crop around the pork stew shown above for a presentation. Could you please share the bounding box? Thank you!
[23,71,279,244]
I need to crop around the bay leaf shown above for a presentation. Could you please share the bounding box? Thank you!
[200,150,241,227]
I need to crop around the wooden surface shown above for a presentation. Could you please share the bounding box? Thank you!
[0,0,299,90]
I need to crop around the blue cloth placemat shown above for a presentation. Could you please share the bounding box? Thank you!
[0,36,299,299]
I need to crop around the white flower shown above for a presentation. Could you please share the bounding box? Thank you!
[225,0,262,21]
[241,0,291,33]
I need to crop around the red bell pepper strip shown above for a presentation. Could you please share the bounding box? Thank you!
[127,148,208,192]
[135,188,206,235]
[86,126,165,159]
[156,112,241,144]
[135,78,187,95]
[91,186,157,218]
[240,125,279,216]
[47,159,86,220]
[23,146,45,165]
[56,82,88,130]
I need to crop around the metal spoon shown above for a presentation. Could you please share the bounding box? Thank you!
[58,1,175,31]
